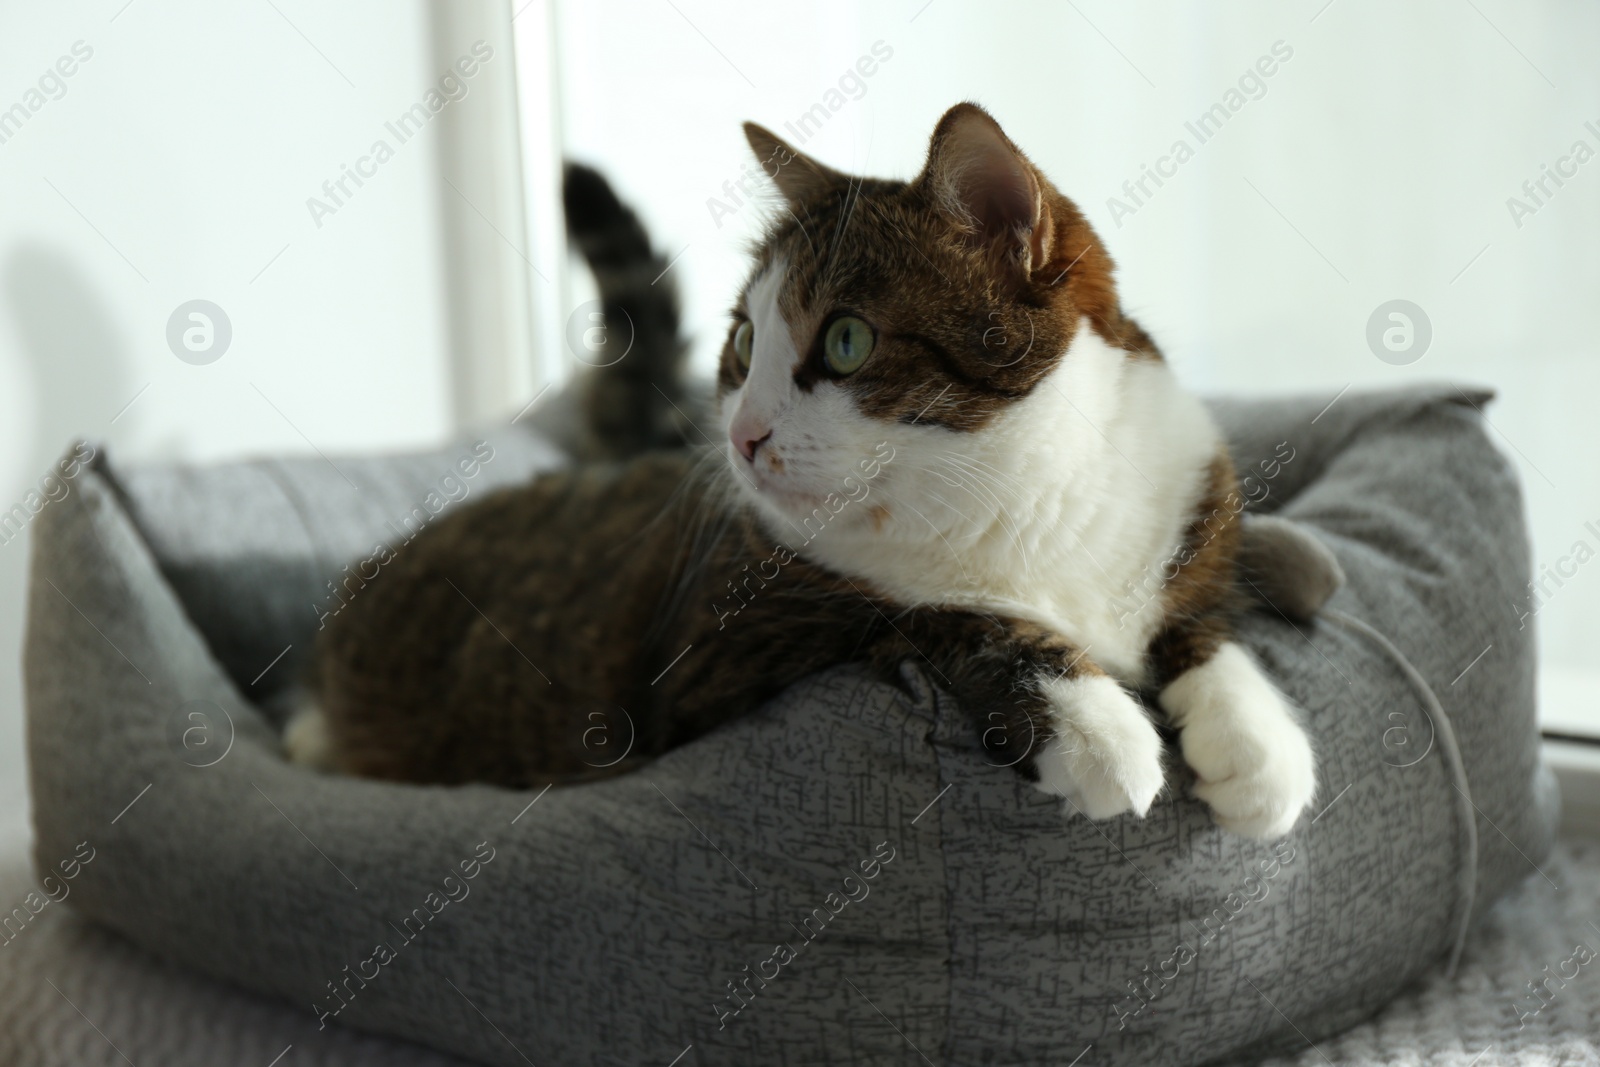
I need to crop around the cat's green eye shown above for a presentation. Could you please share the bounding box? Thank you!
[733,321,754,369]
[823,316,875,375]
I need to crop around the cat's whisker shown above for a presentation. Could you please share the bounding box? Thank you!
[939,454,1051,550]
[922,489,974,531]
[817,175,865,291]
[918,463,1005,522]
[943,452,1029,496]
[940,452,1035,511]
[783,203,818,259]
[649,452,743,641]
[869,483,973,583]
[938,451,1015,492]
[920,462,1032,573]
[933,456,1023,526]
[638,446,719,539]
[939,453,1120,586]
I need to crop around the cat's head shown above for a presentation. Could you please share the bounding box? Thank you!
[716,102,1153,541]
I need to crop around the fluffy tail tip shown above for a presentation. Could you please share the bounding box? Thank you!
[562,162,631,241]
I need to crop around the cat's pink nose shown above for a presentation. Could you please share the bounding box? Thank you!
[732,424,772,462]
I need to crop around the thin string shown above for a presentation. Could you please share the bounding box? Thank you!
[1322,607,1479,977]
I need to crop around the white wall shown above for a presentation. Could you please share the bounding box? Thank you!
[548,0,1600,728]
[0,0,477,834]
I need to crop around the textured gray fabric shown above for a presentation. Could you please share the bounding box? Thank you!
[6,832,1594,1067]
[1243,835,1600,1067]
[0,835,476,1067]
[102,427,568,708]
[6,832,1595,1067]
[23,384,1557,1066]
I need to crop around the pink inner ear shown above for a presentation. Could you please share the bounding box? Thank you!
[964,157,1036,237]
[939,114,1039,245]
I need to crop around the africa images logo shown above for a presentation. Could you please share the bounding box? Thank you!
[305,42,495,230]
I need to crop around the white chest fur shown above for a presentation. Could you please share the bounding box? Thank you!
[801,324,1222,684]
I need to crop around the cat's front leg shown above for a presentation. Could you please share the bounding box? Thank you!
[1157,641,1316,839]
[896,612,1165,821]
[1030,671,1167,820]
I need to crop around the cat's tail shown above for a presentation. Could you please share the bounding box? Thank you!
[563,162,693,459]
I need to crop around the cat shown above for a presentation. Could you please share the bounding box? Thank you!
[291,103,1316,839]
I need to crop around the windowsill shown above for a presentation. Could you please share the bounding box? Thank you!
[1539,665,1600,740]
[1545,738,1600,839]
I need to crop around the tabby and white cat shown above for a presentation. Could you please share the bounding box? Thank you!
[294,103,1315,839]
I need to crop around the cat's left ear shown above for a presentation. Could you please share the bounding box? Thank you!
[743,122,849,206]
[918,103,1054,279]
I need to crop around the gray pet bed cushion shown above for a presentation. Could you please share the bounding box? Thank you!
[25,384,1557,1067]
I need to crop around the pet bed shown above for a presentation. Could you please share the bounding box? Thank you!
[23,383,1557,1066]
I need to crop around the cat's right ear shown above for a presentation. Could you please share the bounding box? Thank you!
[743,122,848,206]
[918,103,1053,279]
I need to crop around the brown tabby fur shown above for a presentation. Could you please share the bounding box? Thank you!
[310,103,1248,789]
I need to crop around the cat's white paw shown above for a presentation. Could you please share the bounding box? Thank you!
[1032,674,1165,821]
[1160,643,1316,840]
